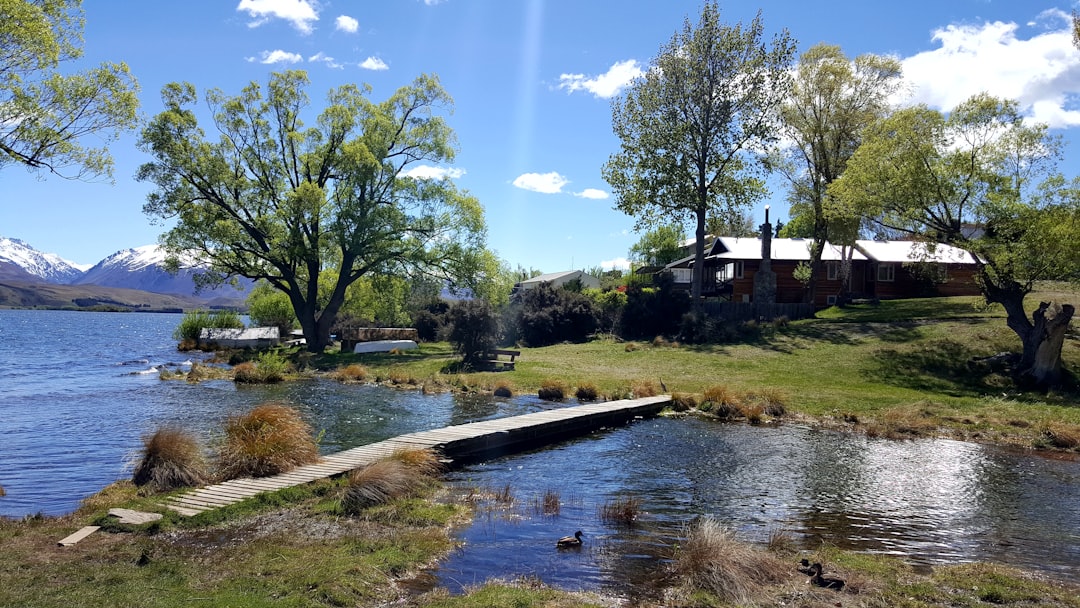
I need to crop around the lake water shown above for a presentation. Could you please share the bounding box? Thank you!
[1,309,1078,593]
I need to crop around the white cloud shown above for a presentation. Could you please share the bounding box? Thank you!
[574,188,609,200]
[899,12,1080,128]
[237,0,318,34]
[512,172,569,194]
[360,56,389,71]
[249,49,303,64]
[401,165,466,180]
[335,15,359,33]
[601,256,631,271]
[308,52,342,69]
[558,59,644,99]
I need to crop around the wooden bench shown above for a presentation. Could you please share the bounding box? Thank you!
[484,349,521,370]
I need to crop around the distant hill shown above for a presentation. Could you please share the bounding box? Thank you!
[0,281,211,311]
[0,237,251,310]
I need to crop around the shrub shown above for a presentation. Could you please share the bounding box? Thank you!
[599,494,642,525]
[673,517,788,604]
[232,351,289,384]
[246,282,297,338]
[447,299,500,366]
[575,382,599,402]
[510,282,598,347]
[218,403,319,479]
[173,309,244,343]
[132,426,208,492]
[333,363,369,383]
[619,273,689,340]
[537,379,566,401]
[583,288,627,335]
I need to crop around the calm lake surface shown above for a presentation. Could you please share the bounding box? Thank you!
[1,309,1078,594]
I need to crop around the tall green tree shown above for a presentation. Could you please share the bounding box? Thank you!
[829,93,1079,388]
[705,208,757,238]
[776,44,902,303]
[138,71,487,353]
[629,224,686,266]
[603,2,795,305]
[0,0,139,180]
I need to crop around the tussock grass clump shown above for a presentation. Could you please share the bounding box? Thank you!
[389,447,445,478]
[231,361,259,383]
[332,363,369,383]
[766,528,796,554]
[673,517,788,604]
[865,404,940,439]
[700,385,743,419]
[575,382,599,402]
[342,460,413,514]
[538,379,566,401]
[218,403,319,479]
[738,401,765,425]
[599,494,642,526]
[746,388,788,417]
[632,381,659,398]
[535,489,561,516]
[1040,422,1080,449]
[669,392,697,412]
[232,351,289,384]
[132,426,208,492]
[493,379,514,398]
[624,342,639,352]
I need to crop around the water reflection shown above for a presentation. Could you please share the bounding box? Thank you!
[437,417,1080,598]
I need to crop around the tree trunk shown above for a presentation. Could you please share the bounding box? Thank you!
[690,207,706,310]
[1020,302,1075,388]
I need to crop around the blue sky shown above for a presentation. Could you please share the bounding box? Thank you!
[2,0,1079,273]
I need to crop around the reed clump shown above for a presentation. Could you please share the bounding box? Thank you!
[575,382,599,402]
[538,379,566,401]
[673,517,788,604]
[632,380,659,398]
[218,403,319,479]
[132,426,209,492]
[536,489,561,516]
[599,494,642,526]
[669,392,697,412]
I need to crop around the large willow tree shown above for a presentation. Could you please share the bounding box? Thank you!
[1,0,139,180]
[603,2,795,305]
[830,94,1079,389]
[138,71,487,353]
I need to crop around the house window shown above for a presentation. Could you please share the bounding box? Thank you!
[877,264,895,282]
[827,295,838,305]
[826,261,839,281]
[734,260,744,279]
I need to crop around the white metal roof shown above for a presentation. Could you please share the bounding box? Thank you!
[707,237,868,262]
[854,240,978,264]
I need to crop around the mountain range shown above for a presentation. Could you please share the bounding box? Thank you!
[0,237,251,310]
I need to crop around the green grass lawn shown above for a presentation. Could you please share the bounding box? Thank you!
[315,292,1080,449]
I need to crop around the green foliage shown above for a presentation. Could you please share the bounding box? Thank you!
[172,309,243,342]
[446,299,500,365]
[412,300,451,342]
[245,281,296,336]
[629,224,687,266]
[508,282,598,347]
[603,2,795,302]
[583,287,627,335]
[792,261,812,285]
[0,0,140,180]
[138,71,487,353]
[619,273,689,340]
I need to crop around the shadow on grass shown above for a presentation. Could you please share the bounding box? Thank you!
[862,339,997,396]
[311,343,455,370]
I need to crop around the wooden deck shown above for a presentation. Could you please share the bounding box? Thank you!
[164,395,671,516]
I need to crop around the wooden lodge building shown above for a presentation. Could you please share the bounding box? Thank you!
[662,235,982,308]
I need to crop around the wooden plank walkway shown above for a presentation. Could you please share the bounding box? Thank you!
[164,395,670,516]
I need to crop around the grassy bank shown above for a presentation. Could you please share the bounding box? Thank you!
[315,293,1080,451]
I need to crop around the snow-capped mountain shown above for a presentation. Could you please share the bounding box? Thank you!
[0,237,88,283]
[72,245,251,300]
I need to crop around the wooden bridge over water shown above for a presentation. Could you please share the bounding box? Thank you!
[165,395,671,516]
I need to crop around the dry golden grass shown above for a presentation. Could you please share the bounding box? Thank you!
[670,392,697,412]
[1041,422,1080,449]
[738,401,766,425]
[537,489,561,516]
[701,384,743,419]
[231,362,259,383]
[341,448,444,515]
[574,382,599,402]
[746,387,788,417]
[673,517,789,604]
[599,494,642,525]
[493,379,514,398]
[131,426,208,492]
[632,380,659,398]
[332,363,368,383]
[624,342,639,352]
[218,403,319,479]
[538,379,566,401]
[864,404,941,439]
[389,448,444,478]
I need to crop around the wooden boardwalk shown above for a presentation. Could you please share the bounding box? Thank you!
[165,395,670,516]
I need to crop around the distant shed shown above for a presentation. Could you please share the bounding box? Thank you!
[513,270,601,293]
[199,327,280,349]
